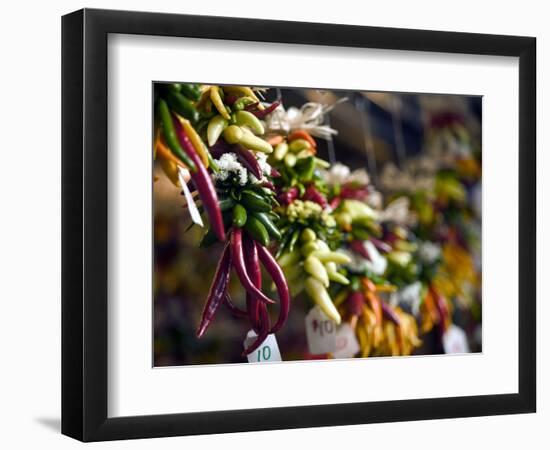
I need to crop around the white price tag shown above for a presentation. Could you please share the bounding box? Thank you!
[305,306,337,355]
[333,323,360,359]
[243,330,282,363]
[442,324,470,354]
[178,167,204,227]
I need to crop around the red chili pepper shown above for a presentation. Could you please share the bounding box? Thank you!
[365,291,383,325]
[302,185,327,208]
[243,235,262,332]
[196,242,232,338]
[230,228,276,305]
[234,144,263,180]
[243,302,271,356]
[381,301,401,325]
[277,186,299,205]
[173,116,226,241]
[430,285,449,333]
[340,185,369,201]
[224,293,248,318]
[261,180,275,191]
[369,237,392,253]
[250,101,280,119]
[256,244,290,334]
[270,167,281,178]
[350,240,371,261]
[329,197,341,210]
[287,129,317,148]
[223,94,239,106]
[346,291,365,317]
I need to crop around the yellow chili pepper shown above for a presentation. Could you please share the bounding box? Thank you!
[209,86,231,120]
[305,277,341,325]
[176,115,210,167]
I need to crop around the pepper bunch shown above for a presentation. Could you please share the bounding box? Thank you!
[154,83,291,355]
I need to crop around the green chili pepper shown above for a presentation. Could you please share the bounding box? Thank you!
[288,228,301,253]
[233,96,256,111]
[273,142,289,160]
[295,156,316,181]
[165,90,200,123]
[252,212,281,240]
[244,216,270,246]
[234,110,264,135]
[207,115,228,146]
[219,197,236,212]
[156,99,196,171]
[284,152,297,167]
[240,191,271,212]
[351,227,371,240]
[179,83,201,101]
[232,203,248,228]
[289,139,311,153]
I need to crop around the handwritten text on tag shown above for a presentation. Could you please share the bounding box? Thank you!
[243,331,282,363]
[305,306,337,355]
[333,323,360,359]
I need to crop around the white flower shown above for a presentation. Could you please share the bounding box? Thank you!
[379,197,411,224]
[343,241,387,275]
[322,163,370,187]
[213,153,248,186]
[250,153,272,184]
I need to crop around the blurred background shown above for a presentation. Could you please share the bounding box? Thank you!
[153,87,482,366]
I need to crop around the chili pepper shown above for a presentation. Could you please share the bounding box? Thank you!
[177,115,210,167]
[235,110,265,135]
[165,90,200,123]
[302,185,327,208]
[239,128,273,153]
[207,115,228,146]
[288,229,300,253]
[224,293,248,318]
[233,96,256,110]
[156,99,196,171]
[305,277,341,324]
[309,250,351,265]
[301,241,319,257]
[267,135,284,146]
[349,240,371,260]
[197,242,232,338]
[369,237,392,253]
[234,145,263,180]
[240,190,271,212]
[346,291,365,316]
[210,86,231,120]
[243,101,260,112]
[243,235,262,333]
[295,156,316,181]
[251,100,280,118]
[300,228,316,243]
[304,255,329,287]
[381,301,401,326]
[158,155,180,187]
[430,285,449,333]
[273,142,289,161]
[232,203,248,228]
[219,197,236,212]
[155,135,186,168]
[277,248,301,268]
[223,86,264,109]
[223,125,243,144]
[261,180,275,191]
[284,152,297,167]
[179,83,201,101]
[230,228,275,304]
[329,197,342,210]
[244,215,270,246]
[243,303,270,356]
[174,118,225,241]
[252,212,281,241]
[365,291,383,325]
[270,167,281,178]
[326,264,350,285]
[288,129,317,148]
[288,138,311,153]
[257,244,290,334]
[277,186,299,205]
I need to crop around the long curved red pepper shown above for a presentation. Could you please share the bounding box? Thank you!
[230,228,275,305]
[243,235,262,332]
[249,101,280,119]
[196,242,232,338]
[234,145,263,180]
[381,301,401,326]
[224,293,248,318]
[256,244,290,334]
[350,240,371,261]
[173,115,226,241]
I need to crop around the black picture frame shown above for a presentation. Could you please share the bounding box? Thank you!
[62,8,536,442]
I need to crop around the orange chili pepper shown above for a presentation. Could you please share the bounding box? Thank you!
[288,129,317,148]
[155,134,187,169]
[266,135,285,146]
[365,291,382,325]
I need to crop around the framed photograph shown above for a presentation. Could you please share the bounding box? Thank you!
[62,8,536,441]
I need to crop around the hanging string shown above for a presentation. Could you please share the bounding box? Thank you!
[355,94,379,187]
